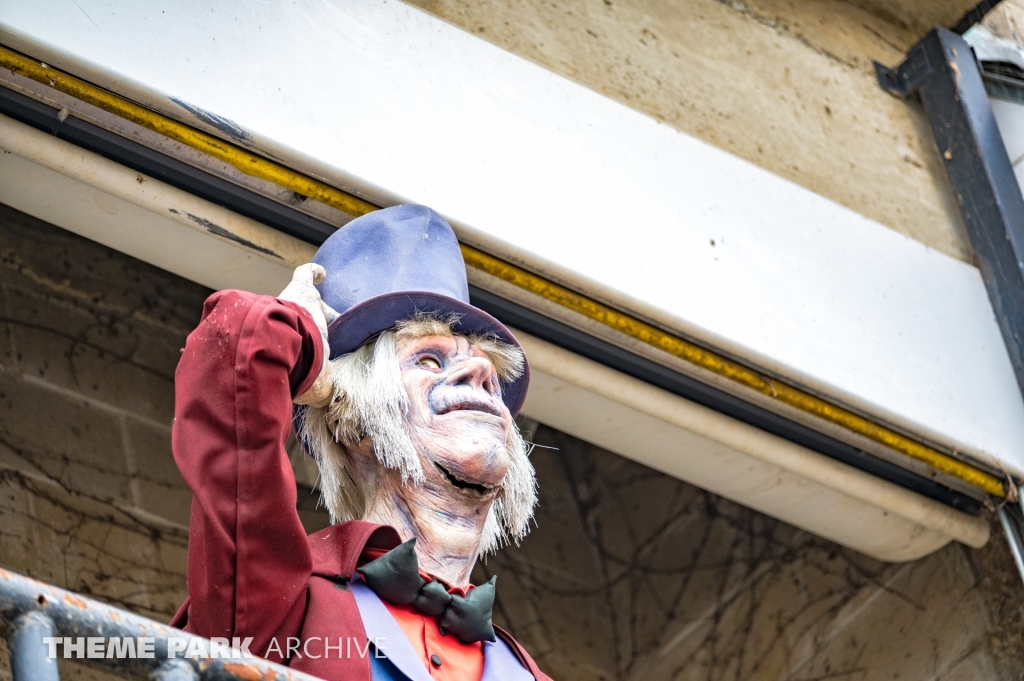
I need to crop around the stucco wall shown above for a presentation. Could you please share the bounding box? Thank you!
[0,208,1020,680]
[405,0,978,263]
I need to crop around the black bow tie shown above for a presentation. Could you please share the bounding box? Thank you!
[357,539,496,644]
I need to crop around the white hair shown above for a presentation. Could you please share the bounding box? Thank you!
[297,315,537,554]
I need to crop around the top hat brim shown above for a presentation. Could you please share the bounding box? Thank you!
[325,291,529,417]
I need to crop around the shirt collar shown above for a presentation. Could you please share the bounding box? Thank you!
[351,577,433,681]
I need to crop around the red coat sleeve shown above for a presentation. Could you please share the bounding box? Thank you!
[171,290,323,661]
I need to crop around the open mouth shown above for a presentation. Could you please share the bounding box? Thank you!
[434,461,492,494]
[434,394,503,418]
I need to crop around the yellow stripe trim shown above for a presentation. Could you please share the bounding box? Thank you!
[0,45,1004,497]
[460,245,1005,497]
[0,46,378,218]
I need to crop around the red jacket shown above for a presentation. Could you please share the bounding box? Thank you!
[168,290,549,681]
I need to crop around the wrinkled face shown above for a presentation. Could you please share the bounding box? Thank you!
[397,334,513,499]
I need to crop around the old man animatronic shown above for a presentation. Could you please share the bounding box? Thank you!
[169,205,551,681]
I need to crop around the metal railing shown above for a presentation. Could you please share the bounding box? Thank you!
[0,567,325,681]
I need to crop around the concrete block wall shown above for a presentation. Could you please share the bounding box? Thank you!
[0,203,201,681]
[0,204,1021,679]
[0,203,200,606]
[480,426,1024,680]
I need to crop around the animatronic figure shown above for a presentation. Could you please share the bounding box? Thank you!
[170,205,550,681]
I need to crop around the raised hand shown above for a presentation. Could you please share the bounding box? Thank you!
[278,263,338,407]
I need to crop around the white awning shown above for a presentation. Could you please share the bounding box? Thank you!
[0,0,1017,558]
[0,112,990,561]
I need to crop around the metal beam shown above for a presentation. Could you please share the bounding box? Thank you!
[951,0,1001,34]
[998,502,1024,584]
[877,27,1024,402]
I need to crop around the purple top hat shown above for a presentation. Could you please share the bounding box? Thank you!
[312,204,529,416]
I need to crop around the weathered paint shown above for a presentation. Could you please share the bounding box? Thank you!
[0,46,378,218]
[167,209,282,259]
[0,567,324,681]
[461,243,1006,497]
